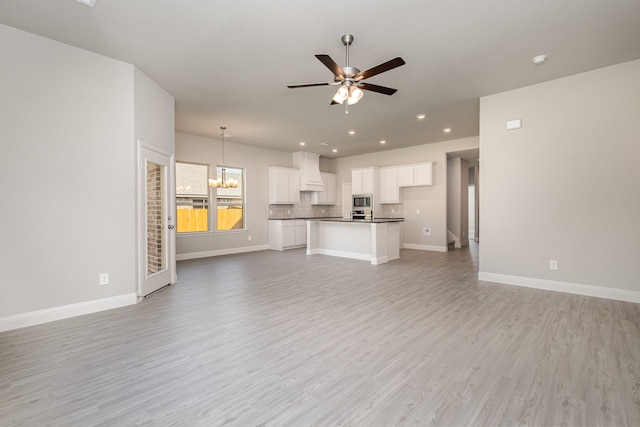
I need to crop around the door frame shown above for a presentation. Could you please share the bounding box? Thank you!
[137,140,177,297]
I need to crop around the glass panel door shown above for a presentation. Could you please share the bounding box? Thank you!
[139,145,174,297]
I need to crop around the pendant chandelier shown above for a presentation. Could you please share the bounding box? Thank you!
[208,126,238,188]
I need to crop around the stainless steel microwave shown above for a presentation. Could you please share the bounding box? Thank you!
[352,194,372,208]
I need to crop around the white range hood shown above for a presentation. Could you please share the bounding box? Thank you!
[293,151,324,191]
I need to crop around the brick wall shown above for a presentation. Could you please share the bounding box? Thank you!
[146,162,163,275]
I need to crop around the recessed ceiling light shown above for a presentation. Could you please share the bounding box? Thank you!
[299,141,305,146]
[417,114,426,120]
[532,54,547,65]
[348,130,356,135]
[75,0,97,7]
[443,128,452,133]
[332,149,338,153]
[380,140,386,144]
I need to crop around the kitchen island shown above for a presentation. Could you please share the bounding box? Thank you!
[306,218,403,265]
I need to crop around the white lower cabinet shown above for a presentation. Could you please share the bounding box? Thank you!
[269,220,307,250]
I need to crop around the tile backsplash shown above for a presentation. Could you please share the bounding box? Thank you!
[268,192,341,218]
[268,192,404,219]
[379,204,404,218]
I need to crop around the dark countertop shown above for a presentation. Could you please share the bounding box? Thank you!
[307,218,405,223]
[268,216,342,220]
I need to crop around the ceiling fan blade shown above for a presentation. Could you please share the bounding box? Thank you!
[359,82,398,95]
[315,54,345,79]
[287,82,331,89]
[355,57,405,81]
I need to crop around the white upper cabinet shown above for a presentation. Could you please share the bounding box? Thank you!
[268,167,300,204]
[312,172,336,205]
[397,162,433,187]
[379,167,399,203]
[352,167,376,195]
[414,162,433,185]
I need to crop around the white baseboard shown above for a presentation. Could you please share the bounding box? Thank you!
[308,248,371,262]
[0,293,138,333]
[456,239,469,249]
[176,244,269,261]
[478,272,640,304]
[403,243,448,252]
[371,255,389,265]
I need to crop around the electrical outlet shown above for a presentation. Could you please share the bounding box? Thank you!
[287,209,291,214]
[416,208,420,214]
[423,227,431,236]
[248,235,252,241]
[391,209,395,214]
[99,273,109,285]
[549,260,558,270]
[322,209,325,214]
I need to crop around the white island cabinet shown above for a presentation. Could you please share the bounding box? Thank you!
[306,219,402,265]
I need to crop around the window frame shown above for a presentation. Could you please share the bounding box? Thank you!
[213,164,246,232]
[175,161,211,234]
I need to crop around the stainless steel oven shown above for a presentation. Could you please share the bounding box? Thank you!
[351,208,372,221]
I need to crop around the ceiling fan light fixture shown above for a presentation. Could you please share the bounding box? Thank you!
[332,85,349,104]
[347,86,364,105]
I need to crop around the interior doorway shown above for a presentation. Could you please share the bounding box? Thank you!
[445,148,479,248]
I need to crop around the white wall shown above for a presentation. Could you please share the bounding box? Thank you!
[479,59,640,302]
[134,68,175,154]
[334,137,479,251]
[0,24,174,328]
[175,132,293,259]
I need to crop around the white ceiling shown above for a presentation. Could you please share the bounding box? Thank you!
[2,0,639,158]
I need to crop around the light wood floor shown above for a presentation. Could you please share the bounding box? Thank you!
[1,244,639,426]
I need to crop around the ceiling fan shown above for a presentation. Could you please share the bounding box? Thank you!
[287,34,405,112]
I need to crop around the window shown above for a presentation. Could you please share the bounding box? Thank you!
[215,166,244,231]
[176,162,209,233]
